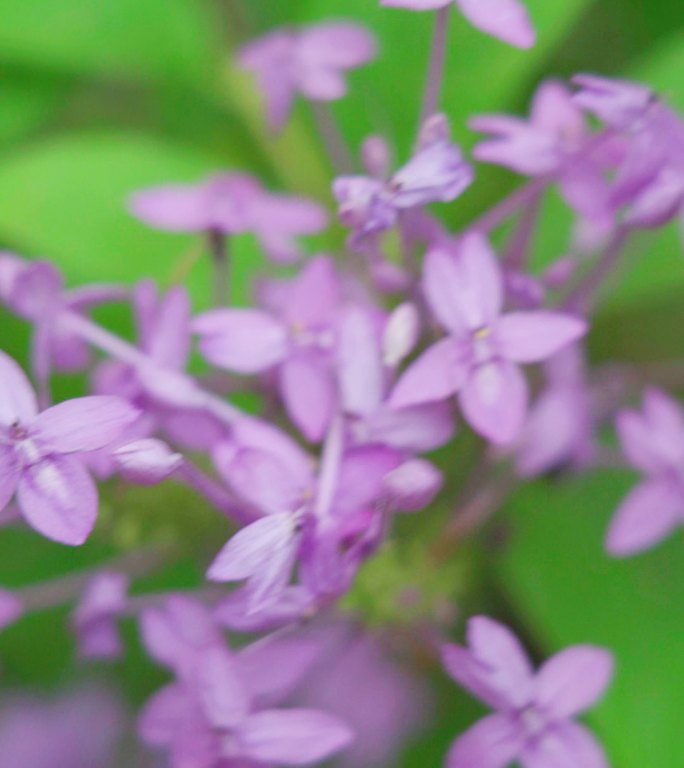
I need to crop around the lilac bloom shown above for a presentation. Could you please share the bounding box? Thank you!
[0,687,123,768]
[130,173,327,263]
[338,306,455,452]
[0,350,139,545]
[239,23,377,132]
[381,0,535,49]
[71,571,129,660]
[193,257,342,442]
[139,597,353,767]
[207,420,402,612]
[0,588,23,631]
[471,81,611,222]
[442,616,614,768]
[0,255,126,383]
[606,388,684,556]
[334,137,473,246]
[390,234,587,444]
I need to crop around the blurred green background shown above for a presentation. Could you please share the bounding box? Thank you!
[1,1,684,765]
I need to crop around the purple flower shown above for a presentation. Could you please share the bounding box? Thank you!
[334,137,473,246]
[193,257,342,442]
[0,350,140,544]
[239,23,377,132]
[139,597,353,767]
[572,74,655,130]
[113,438,183,485]
[471,81,611,222]
[606,388,684,557]
[390,234,587,444]
[381,0,535,49]
[130,173,327,263]
[71,571,129,660]
[442,616,614,768]
[206,419,402,612]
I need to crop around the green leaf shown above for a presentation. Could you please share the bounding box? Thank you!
[0,74,67,146]
[498,472,684,767]
[0,0,221,86]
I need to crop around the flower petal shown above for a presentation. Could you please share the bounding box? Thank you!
[364,402,455,452]
[337,307,384,416]
[128,184,210,232]
[535,646,614,718]
[390,339,466,409]
[422,247,470,335]
[0,443,20,513]
[446,714,523,768]
[191,645,250,729]
[34,396,140,453]
[279,354,337,443]
[0,350,37,425]
[606,479,682,557]
[147,286,191,370]
[496,312,587,363]
[193,309,288,374]
[281,256,341,329]
[456,0,536,49]
[17,455,97,545]
[459,361,527,444]
[238,709,353,765]
[521,722,608,768]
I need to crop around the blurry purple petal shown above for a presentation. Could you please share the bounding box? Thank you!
[460,361,527,444]
[390,339,466,408]
[238,708,353,765]
[0,444,20,513]
[129,184,210,232]
[535,646,614,718]
[446,713,522,768]
[113,438,182,485]
[383,302,420,367]
[422,247,470,335]
[147,285,191,370]
[139,684,198,747]
[17,455,97,545]
[383,458,443,512]
[521,721,608,768]
[34,396,140,453]
[193,309,288,374]
[337,307,384,416]
[496,312,587,363]
[280,354,337,442]
[298,23,377,70]
[281,256,342,329]
[214,586,314,632]
[334,446,402,516]
[0,350,37,425]
[0,588,23,631]
[449,234,504,330]
[363,402,455,452]
[192,645,250,729]
[456,0,535,48]
[606,479,682,557]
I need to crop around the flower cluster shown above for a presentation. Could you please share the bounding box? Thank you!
[3,1,684,765]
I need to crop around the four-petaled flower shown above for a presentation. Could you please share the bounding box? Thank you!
[442,616,614,768]
[390,234,587,444]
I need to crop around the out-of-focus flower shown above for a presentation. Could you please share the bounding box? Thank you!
[113,438,183,485]
[443,616,614,768]
[390,234,587,444]
[381,0,535,49]
[0,589,23,632]
[239,23,377,132]
[139,596,353,767]
[0,350,139,545]
[130,173,327,263]
[0,687,123,768]
[607,388,684,556]
[194,256,342,442]
[71,572,129,660]
[334,134,473,246]
[471,81,611,223]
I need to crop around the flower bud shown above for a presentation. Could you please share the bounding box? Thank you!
[114,439,182,485]
[383,303,420,367]
[362,135,391,179]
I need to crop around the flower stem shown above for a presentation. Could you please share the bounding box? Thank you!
[310,101,356,175]
[420,6,451,126]
[208,229,230,306]
[504,187,543,270]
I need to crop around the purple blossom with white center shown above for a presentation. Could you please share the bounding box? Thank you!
[390,234,587,444]
[139,596,353,767]
[471,81,612,222]
[239,23,377,133]
[0,350,140,545]
[333,134,473,246]
[130,172,327,263]
[381,0,536,49]
[207,418,402,612]
[606,388,684,557]
[442,616,614,768]
[71,571,129,660]
[193,256,342,442]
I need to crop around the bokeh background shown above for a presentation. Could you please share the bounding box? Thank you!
[1,1,684,765]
